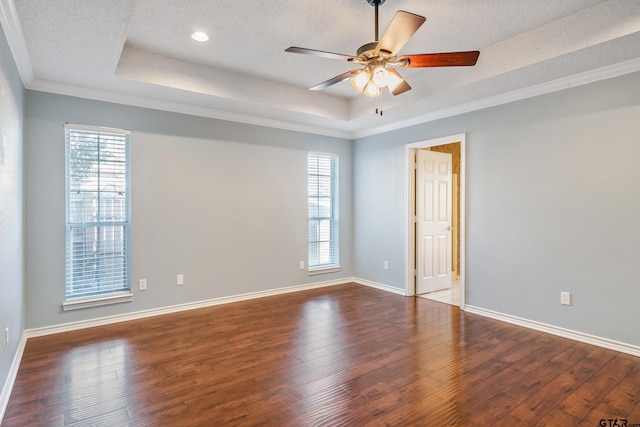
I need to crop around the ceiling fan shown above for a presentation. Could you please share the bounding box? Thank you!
[285,0,480,98]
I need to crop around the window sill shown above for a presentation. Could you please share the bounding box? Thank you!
[308,265,342,276]
[62,292,133,311]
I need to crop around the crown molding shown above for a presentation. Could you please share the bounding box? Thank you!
[0,0,33,85]
[353,57,640,139]
[27,79,353,140]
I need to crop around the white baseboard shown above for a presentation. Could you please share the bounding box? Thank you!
[353,278,407,296]
[0,331,27,424]
[465,305,640,358]
[25,278,352,338]
[25,278,412,339]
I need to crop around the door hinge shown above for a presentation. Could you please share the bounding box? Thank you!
[414,269,417,277]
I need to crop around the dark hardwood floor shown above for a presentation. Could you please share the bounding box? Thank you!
[3,283,640,426]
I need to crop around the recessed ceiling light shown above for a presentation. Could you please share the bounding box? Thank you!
[189,31,210,42]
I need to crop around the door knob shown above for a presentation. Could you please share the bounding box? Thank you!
[447,225,453,231]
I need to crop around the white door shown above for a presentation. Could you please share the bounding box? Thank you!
[416,150,452,294]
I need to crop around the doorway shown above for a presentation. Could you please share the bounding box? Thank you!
[405,134,466,308]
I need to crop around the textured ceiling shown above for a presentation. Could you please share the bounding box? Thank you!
[3,0,640,137]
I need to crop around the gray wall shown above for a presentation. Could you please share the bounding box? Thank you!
[14,33,640,351]
[354,71,640,346]
[0,29,25,400]
[24,92,353,328]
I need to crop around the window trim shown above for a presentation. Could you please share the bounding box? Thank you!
[308,265,342,276]
[62,291,133,311]
[64,124,132,307]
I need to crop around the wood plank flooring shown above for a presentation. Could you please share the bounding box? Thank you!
[3,283,640,426]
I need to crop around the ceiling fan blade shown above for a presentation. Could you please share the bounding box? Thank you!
[376,11,426,56]
[387,68,411,95]
[285,47,355,61]
[397,51,480,68]
[309,70,359,91]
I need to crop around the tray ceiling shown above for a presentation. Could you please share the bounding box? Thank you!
[3,0,640,137]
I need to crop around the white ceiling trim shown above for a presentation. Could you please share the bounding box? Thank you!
[26,78,352,140]
[0,0,32,85]
[15,56,640,141]
[353,56,640,139]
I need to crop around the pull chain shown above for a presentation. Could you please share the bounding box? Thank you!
[375,91,383,116]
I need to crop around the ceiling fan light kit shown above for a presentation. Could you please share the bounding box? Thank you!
[285,0,480,108]
[349,63,404,97]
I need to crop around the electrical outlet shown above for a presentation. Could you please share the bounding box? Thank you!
[299,261,305,270]
[177,274,184,286]
[5,327,9,347]
[139,279,147,291]
[384,261,389,270]
[560,292,571,306]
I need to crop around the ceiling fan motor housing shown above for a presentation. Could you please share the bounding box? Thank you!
[356,42,388,59]
[366,0,386,5]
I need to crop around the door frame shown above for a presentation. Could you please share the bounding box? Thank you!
[405,133,466,309]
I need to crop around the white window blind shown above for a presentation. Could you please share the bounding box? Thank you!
[65,124,131,301]
[308,152,338,269]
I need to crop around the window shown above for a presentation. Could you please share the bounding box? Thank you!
[64,124,131,309]
[308,152,339,271]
